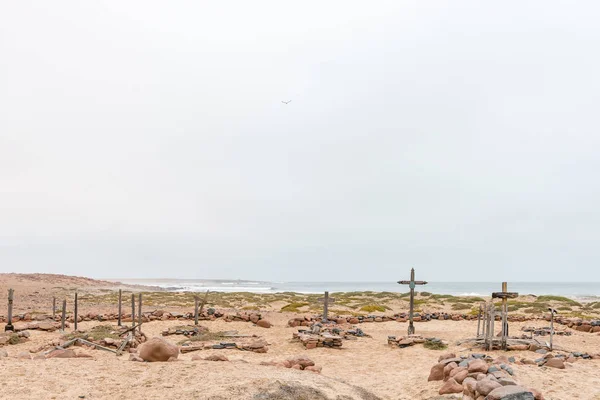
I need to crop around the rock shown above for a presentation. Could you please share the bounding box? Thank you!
[37,322,57,331]
[521,358,536,365]
[438,352,457,362]
[287,356,315,369]
[476,378,502,396]
[463,377,477,398]
[452,369,469,384]
[529,388,545,400]
[486,385,535,400]
[498,378,518,386]
[17,330,30,338]
[468,359,489,373]
[444,362,458,381]
[129,354,144,362]
[256,319,272,328]
[138,337,179,362]
[46,349,77,359]
[545,358,565,369]
[0,349,8,358]
[348,318,359,324]
[76,352,93,358]
[439,378,463,395]
[305,365,322,373]
[428,362,445,381]
[204,354,228,361]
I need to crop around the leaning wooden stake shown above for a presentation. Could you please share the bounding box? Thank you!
[74,292,78,331]
[199,290,210,315]
[138,293,142,334]
[53,297,56,318]
[117,289,122,327]
[194,296,199,326]
[61,299,67,331]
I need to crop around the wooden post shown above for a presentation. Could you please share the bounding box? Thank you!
[131,294,135,328]
[5,289,14,332]
[138,293,142,334]
[549,308,557,351]
[501,282,508,350]
[194,296,199,326]
[53,297,56,318]
[323,291,330,322]
[476,303,482,337]
[397,268,428,335]
[117,289,122,327]
[61,299,67,331]
[317,291,336,323]
[490,304,495,351]
[74,292,78,331]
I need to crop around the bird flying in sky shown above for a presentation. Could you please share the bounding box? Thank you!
[282,100,292,104]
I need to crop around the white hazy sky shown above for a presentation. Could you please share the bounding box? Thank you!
[1,1,599,281]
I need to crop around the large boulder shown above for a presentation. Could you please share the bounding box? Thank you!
[486,385,535,400]
[139,337,179,362]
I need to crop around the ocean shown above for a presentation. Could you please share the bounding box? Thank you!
[118,279,600,301]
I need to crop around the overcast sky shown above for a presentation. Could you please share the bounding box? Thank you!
[1,1,599,282]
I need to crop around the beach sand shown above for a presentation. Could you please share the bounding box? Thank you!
[1,274,599,400]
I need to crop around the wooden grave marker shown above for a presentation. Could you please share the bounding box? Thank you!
[317,291,335,322]
[397,268,427,335]
[491,282,518,350]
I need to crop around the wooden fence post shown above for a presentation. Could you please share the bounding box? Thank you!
[61,299,67,331]
[5,289,14,332]
[74,292,78,331]
[194,296,199,326]
[53,297,56,318]
[117,289,122,327]
[131,294,135,328]
[138,293,142,334]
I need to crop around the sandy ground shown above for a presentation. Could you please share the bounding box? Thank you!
[1,275,600,400]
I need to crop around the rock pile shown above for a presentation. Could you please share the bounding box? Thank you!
[11,321,66,332]
[261,356,322,373]
[287,312,536,328]
[179,338,269,354]
[292,330,343,349]
[521,326,571,337]
[0,331,30,346]
[429,353,544,399]
[388,335,447,348]
[552,317,600,333]
[161,325,209,337]
[0,309,273,327]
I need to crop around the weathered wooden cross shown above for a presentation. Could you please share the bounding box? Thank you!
[398,268,427,335]
[491,282,518,350]
[5,289,14,332]
[317,291,335,322]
